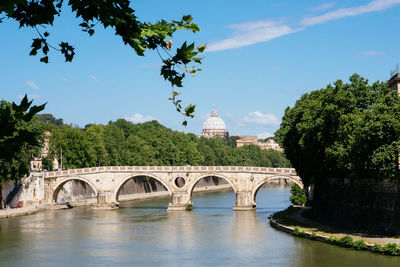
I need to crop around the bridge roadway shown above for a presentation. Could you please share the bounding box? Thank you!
[43,166,302,211]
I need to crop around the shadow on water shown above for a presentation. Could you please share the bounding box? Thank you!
[193,206,232,210]
[120,206,167,210]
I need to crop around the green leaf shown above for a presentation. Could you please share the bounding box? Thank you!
[197,44,207,53]
[40,56,49,63]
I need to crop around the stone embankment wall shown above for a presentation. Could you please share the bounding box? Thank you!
[1,175,45,208]
[312,178,400,235]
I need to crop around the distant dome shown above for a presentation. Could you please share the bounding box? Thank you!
[201,107,229,139]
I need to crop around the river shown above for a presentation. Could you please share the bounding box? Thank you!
[0,185,399,266]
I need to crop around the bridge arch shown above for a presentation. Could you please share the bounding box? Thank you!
[113,173,172,201]
[188,173,237,201]
[251,175,303,203]
[52,177,98,203]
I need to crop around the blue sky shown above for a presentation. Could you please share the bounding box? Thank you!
[2,0,400,138]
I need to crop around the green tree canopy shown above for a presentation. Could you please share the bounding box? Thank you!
[0,96,45,183]
[275,74,400,188]
[36,113,64,126]
[46,119,291,169]
[0,95,45,208]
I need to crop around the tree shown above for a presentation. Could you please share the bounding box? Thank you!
[42,157,53,170]
[275,74,400,191]
[42,118,293,168]
[0,95,45,208]
[290,184,306,206]
[36,113,64,126]
[1,0,206,124]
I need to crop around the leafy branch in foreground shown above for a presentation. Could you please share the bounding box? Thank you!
[1,1,206,124]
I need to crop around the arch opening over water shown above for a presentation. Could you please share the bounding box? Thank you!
[52,177,97,203]
[115,174,172,202]
[189,174,236,202]
[252,176,302,203]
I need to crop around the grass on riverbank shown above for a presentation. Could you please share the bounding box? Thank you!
[271,206,400,256]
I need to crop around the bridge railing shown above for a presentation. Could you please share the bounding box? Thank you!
[43,166,297,178]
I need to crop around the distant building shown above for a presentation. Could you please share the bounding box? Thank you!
[201,107,229,139]
[258,139,283,152]
[29,131,59,171]
[236,135,283,152]
[236,136,258,147]
[388,64,400,93]
[29,157,42,171]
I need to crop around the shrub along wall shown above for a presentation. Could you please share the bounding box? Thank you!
[312,178,400,235]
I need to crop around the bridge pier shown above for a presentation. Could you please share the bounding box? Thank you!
[92,191,119,210]
[167,192,192,211]
[233,191,256,211]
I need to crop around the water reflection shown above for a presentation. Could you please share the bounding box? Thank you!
[0,186,399,266]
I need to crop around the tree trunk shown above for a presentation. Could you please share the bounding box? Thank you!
[0,185,4,209]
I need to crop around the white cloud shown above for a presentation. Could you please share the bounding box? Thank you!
[358,50,386,56]
[302,0,400,26]
[25,80,39,89]
[17,94,40,100]
[257,132,273,139]
[209,1,400,52]
[241,111,280,126]
[311,2,336,11]
[90,75,97,81]
[125,113,156,123]
[207,19,302,52]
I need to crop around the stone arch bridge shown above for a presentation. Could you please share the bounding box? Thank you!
[43,166,302,211]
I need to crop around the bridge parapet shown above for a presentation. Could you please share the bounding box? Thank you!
[43,166,297,178]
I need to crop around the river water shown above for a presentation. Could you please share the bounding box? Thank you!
[0,185,399,266]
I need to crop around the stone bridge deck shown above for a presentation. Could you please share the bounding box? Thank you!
[42,166,301,211]
[43,166,298,177]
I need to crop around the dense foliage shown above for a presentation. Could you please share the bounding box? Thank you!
[37,113,63,126]
[1,0,205,123]
[289,184,306,206]
[0,96,45,208]
[275,74,400,189]
[41,119,291,169]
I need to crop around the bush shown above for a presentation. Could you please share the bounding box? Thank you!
[372,244,384,253]
[383,243,400,256]
[337,236,354,248]
[310,231,317,240]
[293,227,307,237]
[290,184,306,205]
[42,157,53,171]
[352,240,367,250]
[328,236,337,245]
[293,227,301,236]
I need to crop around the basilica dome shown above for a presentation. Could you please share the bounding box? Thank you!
[201,107,229,138]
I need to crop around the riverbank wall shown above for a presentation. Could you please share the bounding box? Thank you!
[312,178,400,235]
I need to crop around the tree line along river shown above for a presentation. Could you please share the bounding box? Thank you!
[0,185,399,266]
